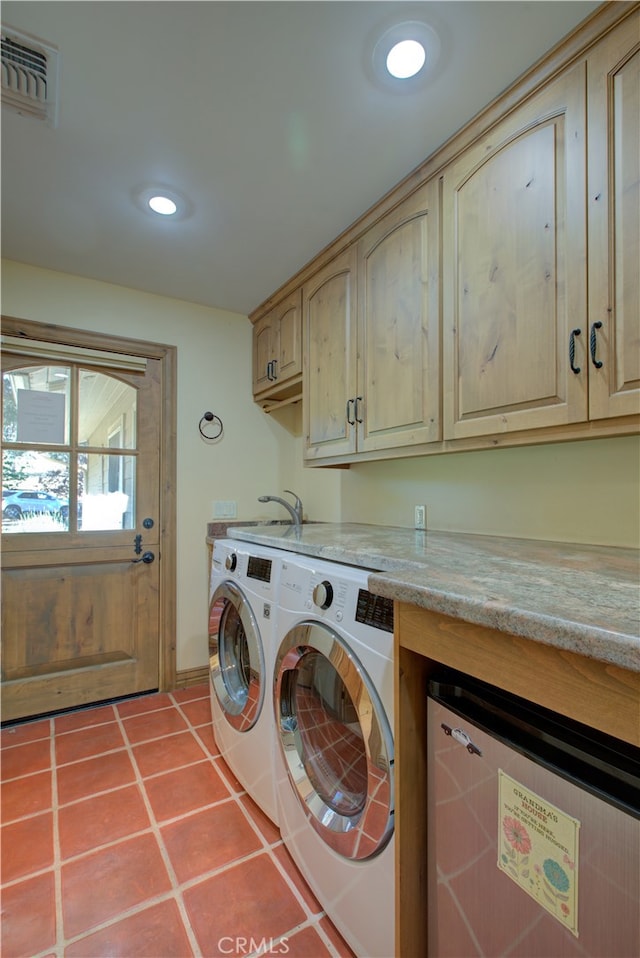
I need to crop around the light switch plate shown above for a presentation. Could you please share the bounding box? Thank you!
[213,500,237,519]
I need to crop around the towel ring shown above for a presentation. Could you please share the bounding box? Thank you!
[199,411,223,441]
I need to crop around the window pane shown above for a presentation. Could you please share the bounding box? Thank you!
[79,453,135,530]
[2,450,70,533]
[3,366,70,445]
[78,371,136,449]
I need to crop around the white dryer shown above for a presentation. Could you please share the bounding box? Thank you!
[273,552,395,958]
[208,538,283,825]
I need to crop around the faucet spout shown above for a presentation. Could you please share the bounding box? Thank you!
[258,490,303,531]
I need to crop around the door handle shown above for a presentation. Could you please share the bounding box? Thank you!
[132,551,155,564]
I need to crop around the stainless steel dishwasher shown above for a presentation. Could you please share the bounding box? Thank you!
[427,670,640,957]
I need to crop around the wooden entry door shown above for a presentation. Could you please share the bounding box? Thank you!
[1,320,175,722]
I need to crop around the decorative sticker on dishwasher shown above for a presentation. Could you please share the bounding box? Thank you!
[498,770,580,937]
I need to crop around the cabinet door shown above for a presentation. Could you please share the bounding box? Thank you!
[587,11,640,420]
[252,291,302,400]
[443,64,587,440]
[252,312,276,396]
[276,289,303,384]
[303,248,358,461]
[357,181,440,453]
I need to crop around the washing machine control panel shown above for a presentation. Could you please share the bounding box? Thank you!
[304,573,351,622]
[312,580,334,610]
[247,555,273,583]
[355,589,394,633]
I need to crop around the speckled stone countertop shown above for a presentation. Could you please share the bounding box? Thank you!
[226,523,640,673]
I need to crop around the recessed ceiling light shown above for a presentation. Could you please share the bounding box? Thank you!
[148,195,178,216]
[368,20,441,93]
[132,184,193,221]
[386,39,426,79]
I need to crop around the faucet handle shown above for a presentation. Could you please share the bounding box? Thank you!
[283,489,303,518]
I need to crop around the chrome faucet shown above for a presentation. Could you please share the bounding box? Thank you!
[258,489,303,530]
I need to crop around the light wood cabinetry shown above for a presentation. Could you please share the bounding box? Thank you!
[252,4,639,460]
[252,289,302,407]
[442,9,640,442]
[587,13,640,420]
[303,183,440,463]
[395,602,640,957]
[442,63,588,439]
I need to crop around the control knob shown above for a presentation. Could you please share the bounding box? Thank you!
[312,580,334,610]
[225,553,237,571]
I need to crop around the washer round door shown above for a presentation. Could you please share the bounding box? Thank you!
[209,581,265,731]
[274,621,394,861]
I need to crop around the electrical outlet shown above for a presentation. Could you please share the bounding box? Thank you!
[414,504,426,530]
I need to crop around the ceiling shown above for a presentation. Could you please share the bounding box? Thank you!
[1,1,600,317]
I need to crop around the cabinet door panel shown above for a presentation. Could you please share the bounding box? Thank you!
[358,183,440,452]
[277,291,302,382]
[443,65,587,439]
[588,16,640,419]
[303,249,358,460]
[252,314,275,395]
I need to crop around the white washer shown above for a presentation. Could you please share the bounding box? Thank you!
[273,552,395,958]
[208,538,283,825]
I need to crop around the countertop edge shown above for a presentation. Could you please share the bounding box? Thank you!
[222,524,640,674]
[369,573,640,673]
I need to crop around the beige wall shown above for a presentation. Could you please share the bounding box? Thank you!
[1,260,294,671]
[338,437,640,547]
[274,409,639,547]
[3,261,638,680]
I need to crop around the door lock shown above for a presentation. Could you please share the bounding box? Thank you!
[132,551,155,565]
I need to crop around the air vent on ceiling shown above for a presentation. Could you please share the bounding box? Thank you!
[1,25,59,126]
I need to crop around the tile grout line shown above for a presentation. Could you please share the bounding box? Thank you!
[50,715,65,958]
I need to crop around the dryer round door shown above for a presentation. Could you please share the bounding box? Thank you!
[274,620,394,861]
[209,581,265,731]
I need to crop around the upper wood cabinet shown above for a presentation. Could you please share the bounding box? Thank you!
[252,289,302,405]
[303,183,440,463]
[442,63,588,440]
[587,11,640,420]
[253,6,638,461]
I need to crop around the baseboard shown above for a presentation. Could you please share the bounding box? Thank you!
[175,665,209,689]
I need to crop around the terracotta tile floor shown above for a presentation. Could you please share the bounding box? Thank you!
[0,684,356,958]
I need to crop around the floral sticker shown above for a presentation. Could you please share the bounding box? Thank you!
[498,770,580,936]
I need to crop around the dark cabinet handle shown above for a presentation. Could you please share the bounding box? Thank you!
[590,321,603,368]
[569,328,581,374]
[272,359,278,380]
[355,396,363,423]
[267,360,277,381]
[346,398,355,425]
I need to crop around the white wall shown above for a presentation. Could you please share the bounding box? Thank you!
[1,260,294,671]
